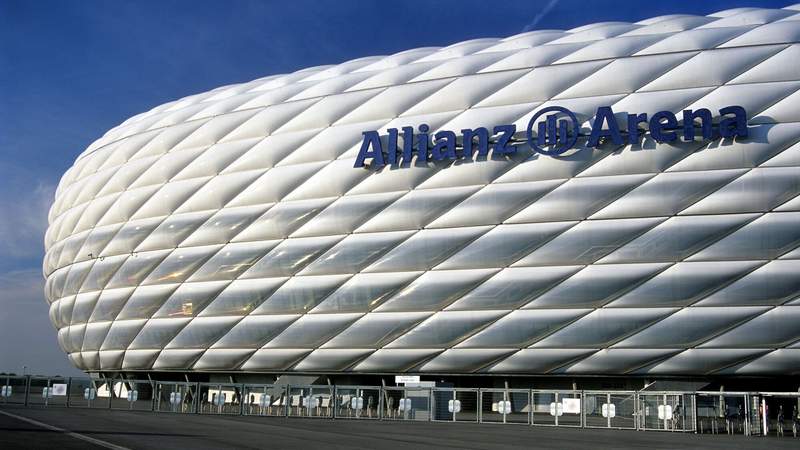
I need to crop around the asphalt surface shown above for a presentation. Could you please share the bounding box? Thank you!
[1,405,799,450]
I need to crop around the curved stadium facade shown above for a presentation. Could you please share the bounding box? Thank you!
[44,6,800,386]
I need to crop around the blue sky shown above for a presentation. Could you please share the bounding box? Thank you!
[0,0,791,376]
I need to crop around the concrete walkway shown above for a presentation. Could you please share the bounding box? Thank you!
[0,405,797,450]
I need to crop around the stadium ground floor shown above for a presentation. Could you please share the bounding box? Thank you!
[2,373,799,439]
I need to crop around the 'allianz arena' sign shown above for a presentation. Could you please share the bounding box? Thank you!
[354,105,748,168]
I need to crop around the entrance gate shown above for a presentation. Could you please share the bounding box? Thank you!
[287,385,334,418]
[27,377,68,407]
[759,392,800,438]
[335,385,381,419]
[198,383,242,415]
[638,392,695,431]
[241,384,286,416]
[66,378,108,409]
[0,376,29,406]
[531,390,582,427]
[383,387,431,421]
[584,391,636,430]
[155,382,196,413]
[696,392,752,435]
[431,388,479,423]
[480,389,529,424]
[110,379,154,411]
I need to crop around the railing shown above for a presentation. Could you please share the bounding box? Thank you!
[1,375,798,438]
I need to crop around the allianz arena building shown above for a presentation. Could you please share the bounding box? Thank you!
[44,6,800,389]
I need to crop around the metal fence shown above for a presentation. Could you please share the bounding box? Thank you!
[1,375,798,438]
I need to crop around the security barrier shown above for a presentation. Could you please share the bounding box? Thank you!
[109,379,154,411]
[288,385,334,418]
[480,389,529,424]
[155,381,196,413]
[383,386,431,421]
[531,390,582,427]
[584,391,636,430]
[2,375,799,440]
[639,392,696,432]
[198,383,243,415]
[27,377,69,407]
[335,385,381,419]
[432,388,479,423]
[242,384,286,416]
[0,376,28,405]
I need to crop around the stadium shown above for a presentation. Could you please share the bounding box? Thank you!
[43,5,800,395]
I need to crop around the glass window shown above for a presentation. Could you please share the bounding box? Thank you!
[251,275,350,315]
[181,204,270,247]
[189,240,279,282]
[533,308,675,348]
[129,318,192,350]
[106,249,171,289]
[241,235,344,278]
[441,222,575,270]
[135,211,215,253]
[524,263,668,308]
[199,278,287,316]
[142,245,222,285]
[376,269,497,312]
[322,312,432,348]
[153,281,230,318]
[100,319,148,350]
[459,309,591,348]
[300,231,414,276]
[263,313,362,348]
[99,216,163,258]
[365,226,491,273]
[447,266,582,310]
[166,316,241,349]
[116,284,180,320]
[211,315,299,348]
[310,272,420,313]
[89,287,135,322]
[386,310,507,348]
[79,254,127,293]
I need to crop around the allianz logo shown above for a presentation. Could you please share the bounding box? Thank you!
[353,105,748,168]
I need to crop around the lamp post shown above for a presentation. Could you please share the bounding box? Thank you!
[22,366,27,376]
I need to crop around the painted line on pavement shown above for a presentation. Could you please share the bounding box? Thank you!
[0,409,131,450]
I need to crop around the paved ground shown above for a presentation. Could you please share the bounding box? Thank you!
[1,405,798,450]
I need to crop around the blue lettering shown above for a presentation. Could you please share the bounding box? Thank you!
[354,131,384,168]
[588,106,623,147]
[431,130,457,160]
[682,108,713,141]
[354,105,748,167]
[493,125,517,155]
[719,105,748,139]
[462,127,490,158]
[650,110,678,143]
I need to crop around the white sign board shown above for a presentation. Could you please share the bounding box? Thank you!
[51,383,67,396]
[398,398,412,411]
[394,376,420,384]
[657,404,673,420]
[601,403,616,418]
[562,398,581,414]
[448,399,461,413]
[549,402,563,416]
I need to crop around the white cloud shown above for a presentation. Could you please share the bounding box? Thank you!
[0,269,83,376]
[0,179,55,261]
[522,0,561,32]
